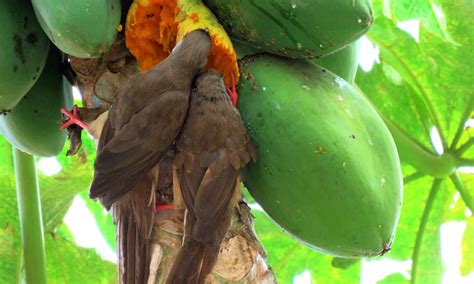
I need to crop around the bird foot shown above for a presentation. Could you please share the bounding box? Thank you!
[155,203,175,213]
[60,105,89,130]
[226,72,238,107]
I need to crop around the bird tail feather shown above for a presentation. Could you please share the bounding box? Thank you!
[166,239,220,284]
[116,208,152,284]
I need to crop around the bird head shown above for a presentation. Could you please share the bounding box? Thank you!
[171,29,211,71]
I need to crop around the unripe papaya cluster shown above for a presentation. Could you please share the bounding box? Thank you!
[0,0,121,156]
[0,0,402,258]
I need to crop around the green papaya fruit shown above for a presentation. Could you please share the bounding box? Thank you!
[203,0,372,58]
[31,0,121,58]
[0,0,50,113]
[237,55,402,257]
[233,39,362,84]
[0,49,73,157]
[312,40,362,84]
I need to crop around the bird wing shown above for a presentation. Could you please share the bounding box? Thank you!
[90,90,189,208]
[176,151,240,240]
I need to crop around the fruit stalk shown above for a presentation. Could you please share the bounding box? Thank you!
[13,148,47,284]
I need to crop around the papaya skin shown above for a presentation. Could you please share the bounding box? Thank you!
[312,40,362,84]
[0,48,73,157]
[31,0,121,58]
[203,0,373,59]
[237,55,403,257]
[0,0,50,112]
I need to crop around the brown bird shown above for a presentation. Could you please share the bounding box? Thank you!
[89,29,211,283]
[167,70,256,284]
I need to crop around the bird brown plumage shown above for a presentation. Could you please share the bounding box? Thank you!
[167,70,256,284]
[89,29,212,284]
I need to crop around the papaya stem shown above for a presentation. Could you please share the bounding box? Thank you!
[450,172,473,212]
[403,172,425,185]
[13,149,47,284]
[456,137,474,156]
[383,117,455,178]
[410,178,442,284]
[450,97,473,151]
[456,158,474,168]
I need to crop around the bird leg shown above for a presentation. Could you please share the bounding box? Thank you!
[60,105,89,130]
[61,106,108,156]
[155,201,175,213]
[226,72,238,107]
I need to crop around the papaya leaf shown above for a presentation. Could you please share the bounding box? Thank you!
[0,135,13,174]
[80,191,116,251]
[40,156,93,232]
[331,257,360,270]
[356,5,473,282]
[410,179,447,284]
[45,226,115,284]
[359,17,472,152]
[0,174,21,284]
[378,272,410,284]
[388,0,453,41]
[386,176,430,260]
[252,210,360,283]
[461,219,474,276]
[0,135,114,283]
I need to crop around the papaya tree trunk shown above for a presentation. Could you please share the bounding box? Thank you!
[148,195,277,283]
[13,149,47,284]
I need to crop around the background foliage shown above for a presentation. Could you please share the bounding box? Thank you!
[0,0,472,283]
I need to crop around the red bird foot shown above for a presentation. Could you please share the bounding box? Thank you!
[60,105,88,130]
[155,202,175,213]
[226,72,238,107]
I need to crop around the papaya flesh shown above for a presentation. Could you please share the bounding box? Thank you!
[203,0,373,59]
[312,40,362,84]
[237,55,403,257]
[125,0,239,87]
[0,48,73,157]
[31,0,121,58]
[0,0,50,112]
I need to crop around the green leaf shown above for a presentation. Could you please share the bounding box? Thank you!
[80,192,116,251]
[0,174,21,284]
[252,210,361,283]
[40,156,93,232]
[331,257,360,270]
[0,135,114,283]
[388,0,453,41]
[0,136,13,174]
[357,4,473,282]
[45,225,115,284]
[461,219,474,276]
[379,272,410,284]
[410,179,447,284]
[359,17,472,152]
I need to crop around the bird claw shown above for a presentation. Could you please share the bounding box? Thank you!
[60,105,89,130]
[226,72,238,107]
[155,203,175,213]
